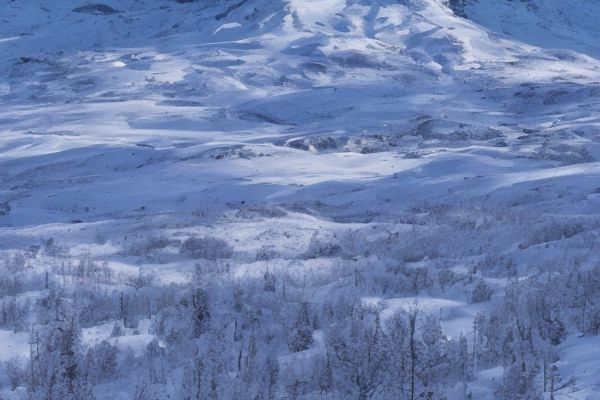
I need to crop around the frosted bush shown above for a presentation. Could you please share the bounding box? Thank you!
[180,236,233,260]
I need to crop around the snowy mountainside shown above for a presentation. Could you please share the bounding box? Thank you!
[463,0,600,59]
[1,1,600,399]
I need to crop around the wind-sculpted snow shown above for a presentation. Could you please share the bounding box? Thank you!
[1,1,600,399]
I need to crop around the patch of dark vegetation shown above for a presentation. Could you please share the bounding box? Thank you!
[182,145,271,161]
[448,0,468,18]
[283,134,398,154]
[0,201,11,216]
[304,233,343,259]
[331,52,393,69]
[238,111,296,126]
[19,56,45,64]
[232,204,287,220]
[122,234,178,257]
[210,146,270,160]
[180,236,233,260]
[532,143,593,165]
[73,4,120,15]
[415,119,503,141]
[520,220,586,249]
[215,0,248,20]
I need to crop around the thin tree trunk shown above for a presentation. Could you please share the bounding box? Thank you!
[409,312,417,400]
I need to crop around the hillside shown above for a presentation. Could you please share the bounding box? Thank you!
[1,1,600,399]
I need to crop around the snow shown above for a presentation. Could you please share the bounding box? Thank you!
[363,296,482,339]
[1,0,600,398]
[0,330,29,362]
[464,0,600,59]
[555,335,600,400]
[81,319,155,355]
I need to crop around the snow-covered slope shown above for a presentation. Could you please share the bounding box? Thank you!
[2,0,599,226]
[464,0,600,58]
[1,1,600,399]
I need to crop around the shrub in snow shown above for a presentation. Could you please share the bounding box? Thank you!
[286,304,313,353]
[304,233,342,259]
[586,306,600,336]
[30,310,93,399]
[122,235,172,256]
[3,358,26,390]
[0,296,30,332]
[263,269,276,292]
[111,321,124,338]
[180,236,232,260]
[256,246,278,261]
[522,220,585,248]
[43,237,65,257]
[86,340,118,383]
[471,280,493,303]
[94,233,107,245]
[493,363,542,400]
[3,252,26,273]
[191,287,211,338]
[127,268,156,289]
[0,201,10,216]
[234,204,286,220]
[547,317,567,345]
[438,269,459,292]
[448,0,468,17]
